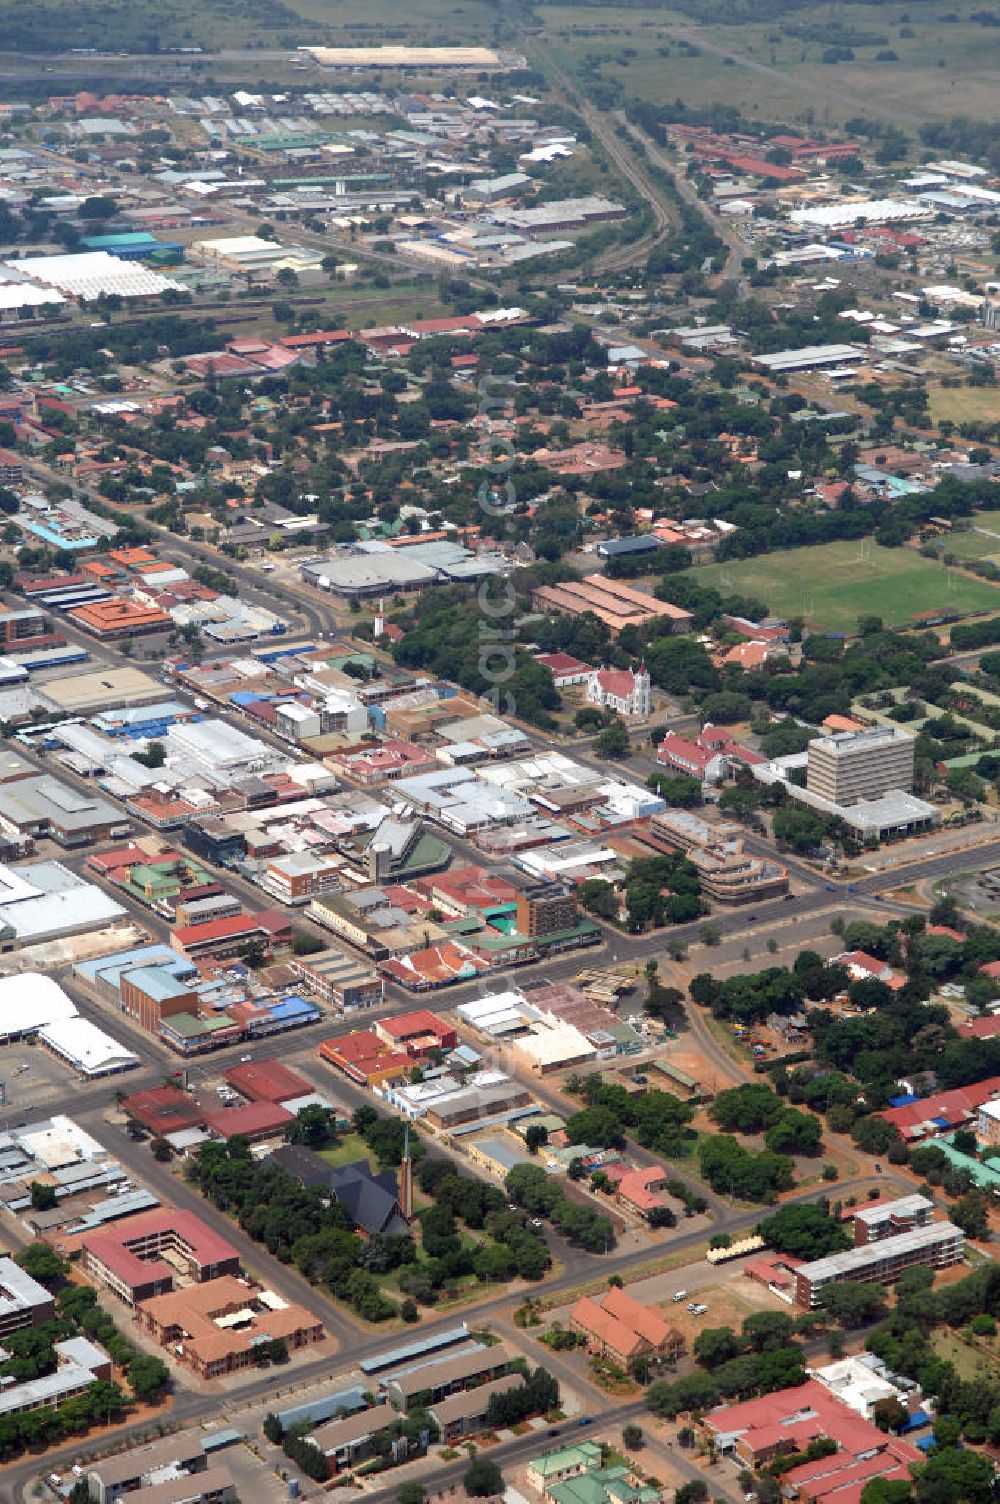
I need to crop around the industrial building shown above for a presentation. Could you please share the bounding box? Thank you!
[533,575,693,636]
[300,540,508,599]
[0,860,126,947]
[6,251,183,302]
[0,773,127,848]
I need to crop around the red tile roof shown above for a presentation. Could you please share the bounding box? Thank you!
[594,667,639,699]
[959,1016,1000,1040]
[535,652,595,677]
[704,1379,921,1469]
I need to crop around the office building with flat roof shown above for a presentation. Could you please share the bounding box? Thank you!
[806,725,915,806]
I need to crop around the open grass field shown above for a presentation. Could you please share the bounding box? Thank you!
[926,510,1000,565]
[682,540,1000,634]
[536,0,1000,131]
[930,388,1000,427]
[0,0,502,62]
[930,1328,996,1383]
[319,1133,378,1171]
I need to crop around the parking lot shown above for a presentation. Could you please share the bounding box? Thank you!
[0,1038,80,1121]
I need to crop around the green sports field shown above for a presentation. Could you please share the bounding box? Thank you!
[683,541,1000,635]
[925,511,1000,566]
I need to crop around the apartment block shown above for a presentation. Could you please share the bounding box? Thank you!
[850,1193,935,1246]
[795,1220,965,1308]
[515,881,577,938]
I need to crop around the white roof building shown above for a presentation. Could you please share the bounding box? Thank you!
[811,1356,910,1418]
[7,251,182,301]
[38,1017,139,1077]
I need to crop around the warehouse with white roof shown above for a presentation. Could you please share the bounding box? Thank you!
[5,251,182,302]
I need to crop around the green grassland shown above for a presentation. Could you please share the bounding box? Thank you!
[0,0,502,59]
[536,0,1000,131]
[683,540,1000,633]
[930,387,1000,427]
[925,511,1000,566]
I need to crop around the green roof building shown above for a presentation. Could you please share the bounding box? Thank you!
[549,1465,660,1504]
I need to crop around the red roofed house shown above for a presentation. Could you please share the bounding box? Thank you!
[586,665,651,717]
[980,961,1000,981]
[716,640,785,672]
[877,1075,1000,1142]
[656,733,725,780]
[318,1030,410,1086]
[744,1253,804,1302]
[534,652,595,688]
[571,1285,682,1366]
[834,950,906,991]
[81,1209,241,1306]
[374,1010,457,1057]
[700,1380,920,1487]
[959,1016,1000,1041]
[613,1165,673,1220]
[656,725,764,780]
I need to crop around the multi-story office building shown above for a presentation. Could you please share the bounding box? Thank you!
[806,726,915,806]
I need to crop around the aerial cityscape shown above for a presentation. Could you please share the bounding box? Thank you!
[0,3,999,1504]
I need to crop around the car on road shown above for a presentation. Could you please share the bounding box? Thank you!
[782,893,794,901]
[825,883,835,891]
[239,1054,252,1063]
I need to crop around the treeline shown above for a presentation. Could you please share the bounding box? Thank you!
[698,1136,794,1203]
[565,1076,698,1160]
[648,1308,808,1417]
[690,955,848,1025]
[505,1164,616,1252]
[711,1083,823,1156]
